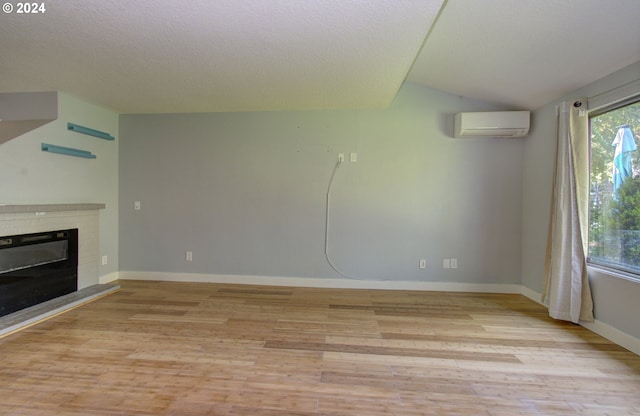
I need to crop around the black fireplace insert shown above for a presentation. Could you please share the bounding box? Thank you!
[0,229,78,317]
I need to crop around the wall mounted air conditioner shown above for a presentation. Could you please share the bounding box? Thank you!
[454,111,530,138]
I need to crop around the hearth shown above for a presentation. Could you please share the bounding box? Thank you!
[0,229,78,317]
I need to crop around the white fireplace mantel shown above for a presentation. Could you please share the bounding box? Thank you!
[0,203,105,214]
[0,203,105,289]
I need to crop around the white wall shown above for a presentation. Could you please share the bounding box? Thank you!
[522,61,640,341]
[0,92,119,282]
[119,83,524,287]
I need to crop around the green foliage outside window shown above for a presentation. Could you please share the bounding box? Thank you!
[609,176,640,267]
[588,100,640,273]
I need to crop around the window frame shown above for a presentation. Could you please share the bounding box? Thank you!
[586,94,640,278]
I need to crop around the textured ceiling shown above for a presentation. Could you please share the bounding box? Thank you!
[0,0,638,114]
[0,0,444,113]
[407,0,640,110]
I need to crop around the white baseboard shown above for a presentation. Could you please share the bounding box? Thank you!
[580,320,640,356]
[517,287,640,356]
[519,285,546,306]
[118,271,523,293]
[117,271,640,355]
[99,272,119,284]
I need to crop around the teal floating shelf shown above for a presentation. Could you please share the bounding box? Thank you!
[41,143,96,159]
[67,122,115,141]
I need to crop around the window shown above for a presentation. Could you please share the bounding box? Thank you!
[588,98,640,275]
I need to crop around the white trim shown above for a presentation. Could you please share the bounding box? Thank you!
[587,264,640,285]
[581,320,640,356]
[519,285,546,306]
[99,272,120,284]
[118,272,640,355]
[588,79,640,111]
[518,287,640,356]
[118,271,523,293]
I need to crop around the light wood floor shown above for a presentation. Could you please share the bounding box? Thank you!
[0,280,639,416]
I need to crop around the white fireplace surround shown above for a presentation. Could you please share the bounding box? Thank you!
[0,204,104,289]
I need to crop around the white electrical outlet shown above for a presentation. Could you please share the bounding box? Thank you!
[350,152,358,162]
[450,258,458,269]
[186,251,193,261]
[419,259,426,269]
[134,201,141,211]
[338,153,344,162]
[101,255,108,265]
[443,258,451,269]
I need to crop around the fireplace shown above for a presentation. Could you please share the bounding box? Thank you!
[0,229,78,317]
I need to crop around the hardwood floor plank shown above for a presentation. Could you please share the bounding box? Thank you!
[0,279,638,415]
[265,339,522,363]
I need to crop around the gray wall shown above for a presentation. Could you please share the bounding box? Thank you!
[119,83,524,284]
[0,92,120,281]
[522,61,640,339]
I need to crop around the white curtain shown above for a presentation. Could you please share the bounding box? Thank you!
[542,99,594,323]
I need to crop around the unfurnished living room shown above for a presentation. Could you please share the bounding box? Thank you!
[1,1,640,415]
